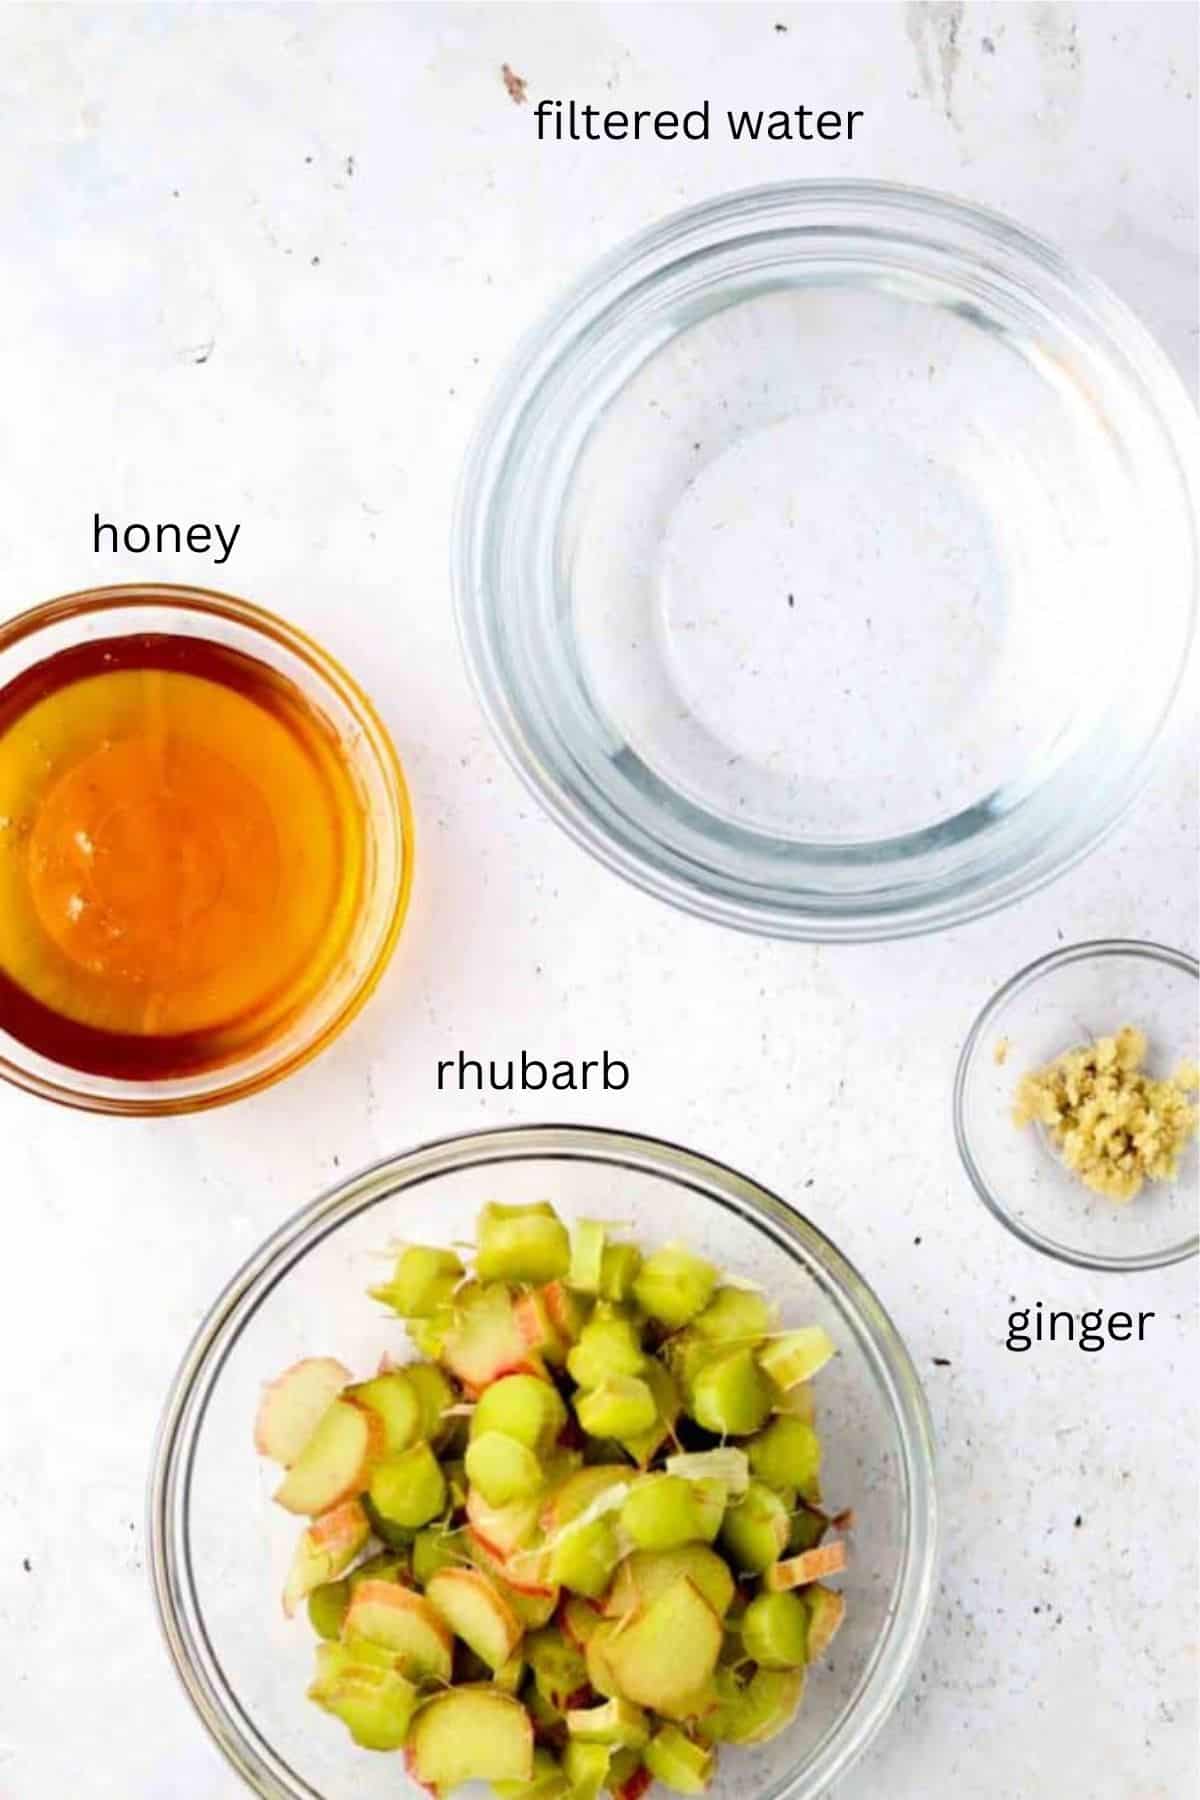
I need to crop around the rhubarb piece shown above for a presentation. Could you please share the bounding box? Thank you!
[469,1525,555,1600]
[425,1567,523,1670]
[542,1279,591,1345]
[787,1502,828,1556]
[691,1287,774,1345]
[604,1580,722,1712]
[710,1667,804,1744]
[281,1496,370,1617]
[687,1347,773,1437]
[495,1648,527,1695]
[442,1284,544,1394]
[633,1246,717,1329]
[598,1243,642,1305]
[347,1370,421,1454]
[505,1581,561,1630]
[567,1312,646,1390]
[746,1416,822,1497]
[741,1591,809,1669]
[585,1619,623,1699]
[567,1697,649,1750]
[803,1583,846,1660]
[560,1592,605,1649]
[368,1245,463,1318]
[568,1220,608,1294]
[603,1546,735,1623]
[494,1746,570,1799]
[407,1526,457,1588]
[407,1686,534,1788]
[527,1626,590,1713]
[307,1579,350,1640]
[620,1475,722,1553]
[576,1376,657,1441]
[366,1440,446,1533]
[344,1579,454,1683]
[772,1380,816,1424]
[273,1399,382,1516]
[467,1485,544,1560]
[620,1359,681,1467]
[549,1515,622,1599]
[540,1466,630,1536]
[254,1357,350,1466]
[515,1288,571,1367]
[407,1308,455,1362]
[642,1724,714,1794]
[476,1202,571,1284]
[719,1481,789,1575]
[665,1448,750,1496]
[466,1431,545,1506]
[763,1539,846,1592]
[758,1325,835,1390]
[404,1362,457,1446]
[564,1738,613,1797]
[473,1371,568,1449]
[308,1645,418,1751]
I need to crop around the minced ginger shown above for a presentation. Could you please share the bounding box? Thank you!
[1013,1025,1199,1203]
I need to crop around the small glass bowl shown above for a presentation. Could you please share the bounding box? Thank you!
[455,182,1198,941]
[954,940,1198,1270]
[0,584,412,1114]
[149,1124,938,1800]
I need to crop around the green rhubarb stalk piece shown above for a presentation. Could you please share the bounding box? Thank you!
[476,1202,571,1284]
[568,1219,608,1294]
[567,1311,646,1389]
[633,1245,717,1329]
[598,1242,642,1304]
[566,1696,650,1750]
[758,1325,835,1390]
[746,1416,822,1498]
[576,1375,657,1440]
[691,1286,775,1344]
[406,1687,534,1788]
[367,1440,446,1533]
[687,1347,773,1436]
[719,1481,790,1575]
[368,1245,463,1318]
[741,1591,809,1669]
[642,1724,715,1794]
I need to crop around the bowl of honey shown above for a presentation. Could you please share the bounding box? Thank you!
[0,584,411,1114]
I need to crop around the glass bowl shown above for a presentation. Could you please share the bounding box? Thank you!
[455,182,1198,941]
[954,940,1198,1270]
[149,1124,938,1800]
[0,584,411,1114]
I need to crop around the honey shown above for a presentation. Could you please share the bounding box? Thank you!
[0,633,371,1080]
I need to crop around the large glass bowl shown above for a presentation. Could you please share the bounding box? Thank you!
[0,584,411,1114]
[455,182,1198,940]
[149,1124,938,1800]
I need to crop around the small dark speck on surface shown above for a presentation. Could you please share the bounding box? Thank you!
[981,35,995,54]
[22,1557,31,1573]
[1075,1514,1083,1528]
[304,154,313,165]
[502,63,529,105]
[333,1153,341,1167]
[171,188,180,199]
[804,1178,814,1188]
[914,1235,923,1245]
[775,20,788,30]
[787,593,795,608]
[311,255,321,266]
[187,340,214,366]
[345,154,355,177]
[932,1356,952,1367]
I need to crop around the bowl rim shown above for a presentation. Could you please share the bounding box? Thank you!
[953,937,1199,1271]
[453,178,1199,943]
[0,581,413,1115]
[148,1121,940,1800]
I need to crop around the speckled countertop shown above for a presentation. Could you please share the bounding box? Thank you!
[0,6,1195,1798]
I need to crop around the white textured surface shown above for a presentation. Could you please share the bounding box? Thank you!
[0,5,1195,1798]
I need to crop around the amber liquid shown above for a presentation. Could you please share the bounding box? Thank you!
[0,635,369,1079]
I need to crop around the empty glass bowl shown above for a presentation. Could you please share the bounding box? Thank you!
[955,940,1198,1269]
[455,182,1198,939]
[149,1124,937,1800]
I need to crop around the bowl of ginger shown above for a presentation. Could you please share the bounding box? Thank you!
[955,940,1198,1270]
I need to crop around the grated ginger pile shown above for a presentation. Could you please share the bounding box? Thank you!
[1013,1024,1199,1203]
